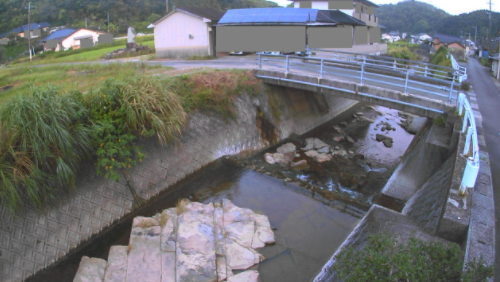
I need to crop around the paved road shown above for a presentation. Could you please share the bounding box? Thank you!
[467,57,500,279]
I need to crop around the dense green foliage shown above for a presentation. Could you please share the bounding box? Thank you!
[0,0,278,35]
[0,68,260,212]
[376,0,500,39]
[430,46,452,67]
[333,234,493,282]
[0,87,92,211]
[84,77,187,181]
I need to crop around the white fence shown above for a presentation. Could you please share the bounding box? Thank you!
[457,93,480,195]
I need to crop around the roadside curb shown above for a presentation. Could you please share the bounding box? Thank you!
[463,89,496,275]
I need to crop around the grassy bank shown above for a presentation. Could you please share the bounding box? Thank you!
[0,63,163,103]
[334,233,493,282]
[10,36,154,66]
[0,68,261,212]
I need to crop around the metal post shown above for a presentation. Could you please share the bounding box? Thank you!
[393,60,397,70]
[320,58,324,78]
[360,64,365,84]
[404,70,410,93]
[448,81,454,104]
[285,55,290,73]
[424,65,428,76]
[27,2,32,62]
[258,54,262,69]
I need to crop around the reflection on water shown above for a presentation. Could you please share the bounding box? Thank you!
[355,106,414,167]
[194,169,362,282]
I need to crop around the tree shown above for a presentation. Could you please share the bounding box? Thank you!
[414,19,430,33]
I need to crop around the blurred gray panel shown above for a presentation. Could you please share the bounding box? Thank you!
[328,0,353,9]
[80,38,94,48]
[217,26,306,52]
[98,34,113,44]
[308,26,353,48]
[46,39,57,48]
[369,27,381,43]
[0,38,8,45]
[300,1,312,8]
[367,6,375,14]
[32,29,41,37]
[355,3,361,13]
[354,26,368,45]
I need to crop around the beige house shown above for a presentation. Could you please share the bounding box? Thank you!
[154,7,225,58]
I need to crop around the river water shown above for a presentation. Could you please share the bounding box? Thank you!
[26,103,416,282]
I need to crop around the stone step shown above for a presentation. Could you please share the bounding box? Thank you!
[73,199,275,282]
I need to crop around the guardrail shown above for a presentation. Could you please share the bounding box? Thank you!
[308,48,461,82]
[257,53,459,104]
[450,54,468,83]
[457,93,480,195]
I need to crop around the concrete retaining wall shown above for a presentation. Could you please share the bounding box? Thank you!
[0,85,357,282]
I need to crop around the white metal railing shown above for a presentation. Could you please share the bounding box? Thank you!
[450,54,468,83]
[309,48,458,82]
[257,53,459,105]
[457,93,480,195]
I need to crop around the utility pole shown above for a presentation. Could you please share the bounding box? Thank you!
[474,25,478,43]
[107,13,110,33]
[488,0,493,40]
[166,0,169,14]
[27,1,32,61]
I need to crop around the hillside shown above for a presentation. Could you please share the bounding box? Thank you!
[0,0,278,35]
[376,0,500,39]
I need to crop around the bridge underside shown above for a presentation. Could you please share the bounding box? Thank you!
[255,69,455,119]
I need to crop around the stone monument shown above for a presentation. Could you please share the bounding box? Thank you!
[127,27,138,49]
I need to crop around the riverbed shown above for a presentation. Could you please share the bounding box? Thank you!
[26,103,416,282]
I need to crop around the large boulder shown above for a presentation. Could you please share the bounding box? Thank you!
[277,143,297,162]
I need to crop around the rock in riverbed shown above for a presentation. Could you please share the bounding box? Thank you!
[376,134,394,148]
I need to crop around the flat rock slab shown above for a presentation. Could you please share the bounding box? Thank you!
[74,199,274,282]
[104,246,127,282]
[73,256,107,282]
[127,224,162,282]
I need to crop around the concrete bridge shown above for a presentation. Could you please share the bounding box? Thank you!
[254,52,467,118]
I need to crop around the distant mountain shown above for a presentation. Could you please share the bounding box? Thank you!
[376,0,500,40]
[0,0,279,35]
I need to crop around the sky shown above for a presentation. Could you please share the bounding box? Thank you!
[274,0,500,15]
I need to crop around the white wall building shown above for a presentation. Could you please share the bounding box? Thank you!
[61,29,105,50]
[154,7,224,58]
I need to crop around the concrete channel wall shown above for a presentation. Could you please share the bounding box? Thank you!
[0,85,358,282]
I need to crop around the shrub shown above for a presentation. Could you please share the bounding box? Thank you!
[0,86,92,211]
[461,81,471,91]
[333,234,493,282]
[84,76,187,180]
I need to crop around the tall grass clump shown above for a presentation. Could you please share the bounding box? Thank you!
[167,69,260,119]
[0,86,92,211]
[84,76,187,181]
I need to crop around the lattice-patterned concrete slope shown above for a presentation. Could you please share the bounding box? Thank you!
[72,199,275,282]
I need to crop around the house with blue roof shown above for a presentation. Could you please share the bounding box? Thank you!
[216,7,378,53]
[0,22,51,45]
[42,28,109,52]
[42,28,76,51]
